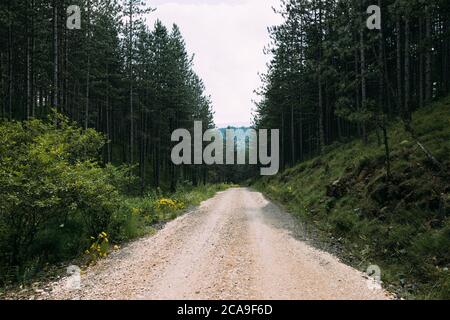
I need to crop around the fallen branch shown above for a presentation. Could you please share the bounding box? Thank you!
[404,120,446,173]
[415,141,445,172]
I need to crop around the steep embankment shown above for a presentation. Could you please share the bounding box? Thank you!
[254,97,450,299]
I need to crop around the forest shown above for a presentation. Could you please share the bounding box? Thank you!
[252,0,450,298]
[253,0,450,169]
[0,0,233,285]
[0,0,449,300]
[0,0,219,191]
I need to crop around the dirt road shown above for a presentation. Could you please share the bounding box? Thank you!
[44,188,390,300]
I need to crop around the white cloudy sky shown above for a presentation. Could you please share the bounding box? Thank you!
[146,0,282,127]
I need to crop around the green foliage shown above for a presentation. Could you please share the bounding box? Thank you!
[0,116,119,284]
[108,183,233,244]
[0,114,233,285]
[253,97,450,299]
[253,0,450,171]
[84,232,110,265]
[0,0,216,191]
[103,164,138,194]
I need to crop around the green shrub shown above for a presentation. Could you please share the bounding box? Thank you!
[0,114,234,286]
[0,115,120,284]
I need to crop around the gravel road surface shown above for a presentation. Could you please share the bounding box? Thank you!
[43,188,391,300]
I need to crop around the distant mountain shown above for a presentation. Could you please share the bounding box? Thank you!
[217,127,254,148]
[218,126,251,133]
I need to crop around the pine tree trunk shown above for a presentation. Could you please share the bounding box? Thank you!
[85,0,91,129]
[438,15,444,96]
[8,0,12,120]
[443,15,449,95]
[318,68,325,152]
[404,17,411,122]
[155,112,161,187]
[85,58,90,129]
[171,137,177,190]
[53,1,58,111]
[382,119,391,179]
[129,1,134,165]
[299,111,303,161]
[355,49,361,137]
[360,28,368,144]
[0,52,4,118]
[26,0,31,119]
[290,105,295,165]
[396,16,403,111]
[317,4,326,153]
[378,0,386,114]
[31,0,35,118]
[281,108,285,169]
[106,63,112,163]
[419,18,425,108]
[378,0,391,179]
[140,110,147,194]
[298,14,304,161]
[425,7,432,103]
[58,6,64,115]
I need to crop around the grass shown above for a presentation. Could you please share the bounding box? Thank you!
[108,183,234,244]
[253,96,450,299]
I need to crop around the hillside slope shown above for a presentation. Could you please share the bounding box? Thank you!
[254,96,450,299]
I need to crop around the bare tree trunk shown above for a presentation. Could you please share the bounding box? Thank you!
[106,63,112,163]
[140,110,147,194]
[360,27,368,144]
[378,0,390,176]
[129,0,134,165]
[169,117,176,192]
[318,73,325,152]
[425,7,432,103]
[26,0,32,119]
[154,112,161,187]
[444,14,450,95]
[396,16,403,112]
[281,108,285,169]
[31,0,35,118]
[438,14,445,96]
[317,3,325,153]
[0,53,4,119]
[378,0,386,114]
[53,1,58,112]
[355,49,361,137]
[290,105,295,165]
[64,37,68,116]
[299,111,303,161]
[84,59,90,128]
[8,0,13,120]
[382,119,391,179]
[85,0,91,129]
[404,17,411,122]
[419,18,425,108]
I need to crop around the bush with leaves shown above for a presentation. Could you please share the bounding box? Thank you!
[0,114,120,284]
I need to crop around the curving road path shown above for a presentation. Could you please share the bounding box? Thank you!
[44,188,391,300]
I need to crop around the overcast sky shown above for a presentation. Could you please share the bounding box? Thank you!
[146,0,282,128]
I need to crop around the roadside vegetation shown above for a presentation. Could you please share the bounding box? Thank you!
[253,96,450,299]
[0,114,231,288]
